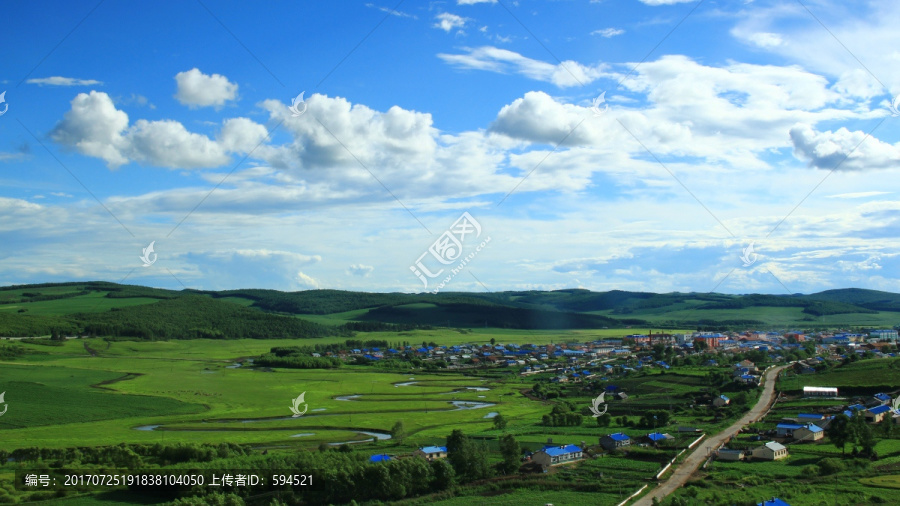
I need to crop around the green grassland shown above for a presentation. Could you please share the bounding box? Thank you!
[778,358,900,392]
[0,338,548,450]
[3,282,900,504]
[0,291,162,316]
[0,333,727,505]
[860,474,900,489]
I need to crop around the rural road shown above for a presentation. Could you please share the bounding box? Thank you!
[633,364,788,506]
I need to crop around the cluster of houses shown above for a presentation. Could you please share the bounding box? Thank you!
[718,391,899,462]
[368,445,449,463]
[318,326,898,380]
[374,431,678,471]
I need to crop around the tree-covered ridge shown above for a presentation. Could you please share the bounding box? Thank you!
[359,302,623,329]
[196,288,501,315]
[696,293,877,315]
[2,282,900,337]
[0,296,342,339]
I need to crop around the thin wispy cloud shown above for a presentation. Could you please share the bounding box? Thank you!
[26,76,103,86]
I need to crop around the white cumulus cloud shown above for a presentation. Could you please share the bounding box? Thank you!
[434,13,469,32]
[348,264,375,277]
[174,68,238,109]
[51,91,266,169]
[790,124,900,171]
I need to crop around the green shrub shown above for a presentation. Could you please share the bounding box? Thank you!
[817,457,845,475]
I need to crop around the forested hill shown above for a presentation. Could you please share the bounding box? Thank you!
[0,282,898,338]
[0,295,341,339]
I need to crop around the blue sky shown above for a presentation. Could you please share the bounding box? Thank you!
[1,0,898,295]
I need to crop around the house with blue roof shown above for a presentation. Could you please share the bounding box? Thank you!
[531,444,583,468]
[776,423,804,437]
[600,432,631,451]
[738,374,759,385]
[645,432,673,443]
[866,404,891,423]
[757,498,791,506]
[414,446,447,460]
[369,454,391,462]
[713,395,730,407]
[793,423,824,442]
[873,393,892,405]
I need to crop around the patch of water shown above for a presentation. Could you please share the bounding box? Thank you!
[225,363,242,369]
[335,395,361,401]
[394,381,418,387]
[290,433,315,438]
[360,431,392,440]
[449,401,496,410]
[329,431,392,445]
[134,425,161,431]
[483,412,499,418]
[311,408,326,412]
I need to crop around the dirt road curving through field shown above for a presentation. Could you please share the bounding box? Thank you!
[633,364,788,506]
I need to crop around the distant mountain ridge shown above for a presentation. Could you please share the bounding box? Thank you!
[0,282,898,338]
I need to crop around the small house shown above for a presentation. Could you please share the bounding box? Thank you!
[369,454,391,462]
[776,423,804,437]
[713,395,730,407]
[414,446,447,460]
[866,405,891,423]
[792,424,824,442]
[600,433,631,451]
[717,448,745,461]
[531,444,583,468]
[645,432,673,444]
[751,441,788,461]
[757,499,791,506]
[873,393,892,406]
[802,386,838,398]
[797,413,824,423]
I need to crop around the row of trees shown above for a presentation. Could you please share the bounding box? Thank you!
[542,403,585,427]
[3,442,249,467]
[829,413,888,456]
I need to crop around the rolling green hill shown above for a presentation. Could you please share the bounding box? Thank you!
[0,282,898,338]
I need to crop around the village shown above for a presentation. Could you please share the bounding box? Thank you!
[345,326,900,505]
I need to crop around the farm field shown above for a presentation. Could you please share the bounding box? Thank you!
[598,305,900,327]
[661,357,900,506]
[778,357,900,392]
[0,338,549,449]
[1,331,746,505]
